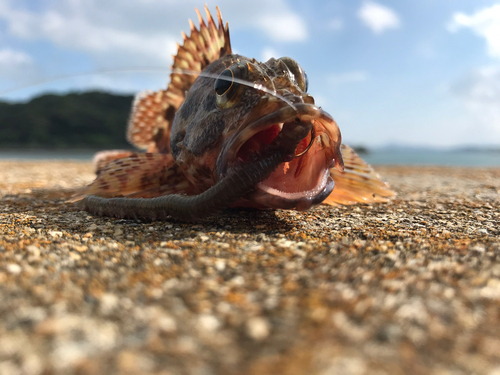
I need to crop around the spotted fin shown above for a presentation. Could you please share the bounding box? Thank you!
[70,153,198,202]
[93,150,135,174]
[127,6,232,153]
[126,90,175,152]
[323,145,395,206]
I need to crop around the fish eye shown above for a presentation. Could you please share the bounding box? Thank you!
[278,57,308,92]
[214,69,234,96]
[214,62,249,107]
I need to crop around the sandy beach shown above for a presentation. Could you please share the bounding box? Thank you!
[0,160,499,375]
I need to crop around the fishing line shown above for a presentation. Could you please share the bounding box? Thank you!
[0,67,169,97]
[0,67,298,111]
[171,68,298,111]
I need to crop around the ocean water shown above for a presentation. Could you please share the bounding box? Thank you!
[0,150,97,161]
[361,149,500,167]
[0,149,499,167]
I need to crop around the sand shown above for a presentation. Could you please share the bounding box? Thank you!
[0,160,499,375]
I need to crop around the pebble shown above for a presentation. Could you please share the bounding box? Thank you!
[26,245,40,258]
[214,259,226,271]
[197,314,220,333]
[198,234,210,242]
[471,244,486,253]
[6,263,21,274]
[246,317,270,341]
[157,315,177,333]
[99,294,119,315]
[48,230,63,238]
[1,161,499,375]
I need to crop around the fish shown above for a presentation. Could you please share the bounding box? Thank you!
[73,6,395,222]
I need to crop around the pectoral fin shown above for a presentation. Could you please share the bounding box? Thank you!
[127,90,175,153]
[70,153,198,202]
[93,150,135,174]
[323,145,395,206]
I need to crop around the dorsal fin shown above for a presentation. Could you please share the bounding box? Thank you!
[127,6,232,153]
[323,145,396,206]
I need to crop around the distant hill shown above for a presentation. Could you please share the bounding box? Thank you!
[3,91,498,154]
[0,91,133,148]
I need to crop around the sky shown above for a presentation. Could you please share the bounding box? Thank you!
[1,0,500,148]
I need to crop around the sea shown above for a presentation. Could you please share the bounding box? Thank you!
[0,149,499,167]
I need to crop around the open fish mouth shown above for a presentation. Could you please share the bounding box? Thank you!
[216,103,344,210]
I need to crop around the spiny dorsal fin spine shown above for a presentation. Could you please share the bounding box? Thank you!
[127,7,232,152]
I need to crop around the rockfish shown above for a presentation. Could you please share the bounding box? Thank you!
[73,6,394,221]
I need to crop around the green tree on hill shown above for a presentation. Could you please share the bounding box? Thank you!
[0,91,133,149]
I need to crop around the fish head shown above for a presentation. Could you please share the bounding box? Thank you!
[171,54,344,210]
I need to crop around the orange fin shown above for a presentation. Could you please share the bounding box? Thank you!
[127,6,232,153]
[126,90,173,152]
[70,153,197,202]
[93,150,135,174]
[323,145,395,206]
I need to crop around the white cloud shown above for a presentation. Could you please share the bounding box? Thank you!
[0,48,38,96]
[261,47,279,62]
[0,48,32,66]
[0,48,35,84]
[0,0,308,64]
[0,0,308,98]
[447,4,500,142]
[358,1,401,34]
[447,5,500,141]
[0,1,177,65]
[451,66,500,137]
[448,4,500,59]
[258,13,307,42]
[328,71,368,86]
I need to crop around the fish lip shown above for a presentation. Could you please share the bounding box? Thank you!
[216,103,341,177]
[249,170,336,211]
[215,103,344,210]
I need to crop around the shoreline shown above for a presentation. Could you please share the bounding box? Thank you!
[1,149,499,167]
[1,161,499,374]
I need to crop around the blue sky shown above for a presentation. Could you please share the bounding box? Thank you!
[1,0,500,147]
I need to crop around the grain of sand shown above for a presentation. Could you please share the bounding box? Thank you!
[0,160,499,375]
